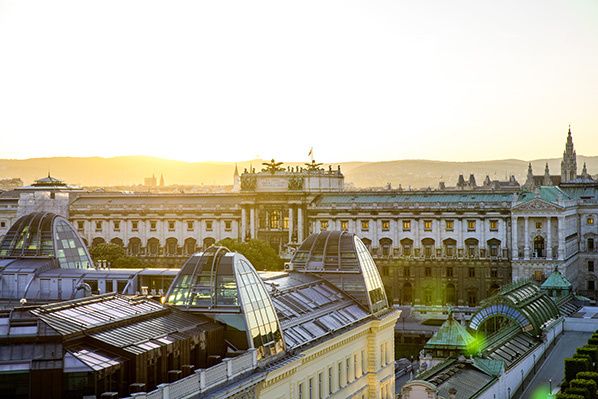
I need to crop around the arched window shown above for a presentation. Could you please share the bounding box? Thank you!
[379,238,392,257]
[128,237,141,256]
[165,237,178,256]
[400,238,413,256]
[184,237,197,255]
[147,238,160,256]
[110,237,124,247]
[422,238,435,258]
[443,238,456,257]
[465,238,479,258]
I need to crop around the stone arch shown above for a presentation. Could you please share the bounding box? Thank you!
[110,237,124,247]
[421,238,435,258]
[443,238,457,257]
[147,237,160,256]
[487,238,501,257]
[128,237,142,256]
[379,237,392,256]
[465,238,479,257]
[203,237,216,249]
[400,238,413,256]
[184,237,197,255]
[165,237,178,256]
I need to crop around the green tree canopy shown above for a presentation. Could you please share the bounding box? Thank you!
[89,242,145,268]
[217,238,284,271]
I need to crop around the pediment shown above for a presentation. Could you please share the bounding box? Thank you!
[513,198,562,211]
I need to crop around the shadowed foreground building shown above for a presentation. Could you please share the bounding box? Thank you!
[0,226,399,399]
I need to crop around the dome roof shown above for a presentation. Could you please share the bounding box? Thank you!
[289,231,389,314]
[166,246,285,361]
[0,212,93,269]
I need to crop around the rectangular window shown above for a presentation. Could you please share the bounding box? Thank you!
[446,267,453,277]
[424,220,432,231]
[225,220,232,231]
[131,220,139,231]
[341,220,349,231]
[589,261,595,273]
[283,216,289,229]
[467,220,476,231]
[354,354,358,379]
[535,221,542,229]
[95,221,102,232]
[382,220,390,231]
[404,266,410,277]
[206,220,213,231]
[168,221,175,231]
[298,382,304,399]
[490,220,498,231]
[77,221,84,230]
[425,267,432,277]
[320,220,329,230]
[187,221,194,231]
[113,220,120,231]
[361,350,366,376]
[491,268,498,278]
[402,220,411,231]
[338,362,343,387]
[346,358,350,382]
[309,377,313,399]
[468,267,475,278]
[328,366,333,394]
[150,221,157,231]
[589,281,595,291]
[445,220,454,231]
[361,220,369,231]
[318,372,323,399]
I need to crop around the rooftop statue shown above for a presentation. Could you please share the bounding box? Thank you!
[304,159,323,171]
[262,159,285,174]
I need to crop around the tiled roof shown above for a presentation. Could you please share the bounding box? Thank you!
[424,313,474,350]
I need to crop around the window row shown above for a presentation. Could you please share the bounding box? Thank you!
[79,220,233,232]
[297,349,367,399]
[320,219,500,233]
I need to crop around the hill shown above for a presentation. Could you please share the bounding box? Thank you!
[0,156,596,189]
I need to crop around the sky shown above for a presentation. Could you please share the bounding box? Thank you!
[0,0,597,163]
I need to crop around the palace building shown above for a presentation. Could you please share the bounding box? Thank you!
[0,128,596,307]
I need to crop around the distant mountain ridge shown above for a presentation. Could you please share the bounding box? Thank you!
[0,155,596,189]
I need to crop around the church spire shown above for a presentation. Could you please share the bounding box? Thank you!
[561,125,578,183]
[543,163,552,186]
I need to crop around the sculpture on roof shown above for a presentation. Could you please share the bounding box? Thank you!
[304,159,323,172]
[262,159,285,174]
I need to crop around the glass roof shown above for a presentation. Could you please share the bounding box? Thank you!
[290,231,389,314]
[166,247,285,361]
[0,212,93,269]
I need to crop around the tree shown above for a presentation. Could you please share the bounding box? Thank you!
[217,238,284,271]
[89,242,145,268]
[570,379,597,399]
[565,358,591,383]
[89,242,125,264]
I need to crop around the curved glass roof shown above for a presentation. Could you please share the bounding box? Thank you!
[290,231,389,314]
[0,212,93,269]
[166,247,285,360]
[469,281,559,336]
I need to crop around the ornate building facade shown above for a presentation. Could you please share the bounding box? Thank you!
[0,128,596,306]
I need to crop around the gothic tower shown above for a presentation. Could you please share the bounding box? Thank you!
[561,126,577,183]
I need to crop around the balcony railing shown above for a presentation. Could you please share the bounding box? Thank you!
[124,349,258,399]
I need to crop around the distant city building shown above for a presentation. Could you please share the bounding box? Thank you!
[0,177,23,190]
[0,128,595,305]
[144,174,157,187]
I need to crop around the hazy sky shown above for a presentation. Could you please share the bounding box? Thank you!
[1,0,597,163]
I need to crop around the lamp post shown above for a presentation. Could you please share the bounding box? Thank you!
[549,378,552,394]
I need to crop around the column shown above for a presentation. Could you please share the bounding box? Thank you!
[558,216,565,260]
[414,218,420,254]
[546,216,552,259]
[524,216,530,259]
[241,207,247,241]
[480,218,485,257]
[458,219,464,254]
[511,216,518,259]
[372,219,378,250]
[288,207,294,243]
[249,207,255,239]
[297,207,304,243]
